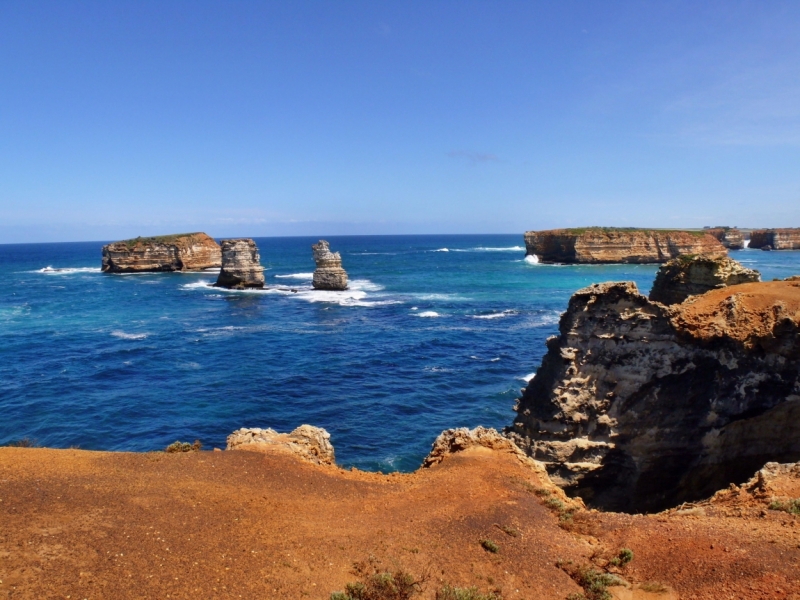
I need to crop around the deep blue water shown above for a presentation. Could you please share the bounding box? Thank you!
[1,235,799,471]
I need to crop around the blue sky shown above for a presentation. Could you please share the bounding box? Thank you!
[1,1,799,243]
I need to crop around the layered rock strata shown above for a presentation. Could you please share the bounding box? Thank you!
[227,425,335,465]
[706,227,745,250]
[101,233,221,273]
[508,279,800,512]
[523,228,727,264]
[311,240,348,290]
[749,228,800,250]
[649,255,761,305]
[214,238,265,289]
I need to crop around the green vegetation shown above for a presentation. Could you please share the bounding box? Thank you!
[640,582,668,593]
[768,498,800,515]
[495,524,518,537]
[436,586,502,600]
[165,440,202,453]
[555,227,707,237]
[3,438,39,447]
[330,559,424,600]
[480,539,499,553]
[608,548,634,567]
[560,564,622,600]
[119,233,203,248]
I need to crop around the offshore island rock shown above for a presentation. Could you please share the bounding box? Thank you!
[523,227,727,264]
[507,279,800,513]
[749,228,800,251]
[101,232,221,273]
[649,254,761,306]
[214,238,265,289]
[312,240,348,290]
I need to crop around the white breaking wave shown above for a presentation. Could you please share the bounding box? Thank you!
[469,246,525,252]
[433,248,450,252]
[111,331,148,340]
[36,266,101,274]
[182,280,214,290]
[473,309,518,320]
[274,273,314,279]
[415,311,441,318]
[743,239,751,248]
[524,254,540,264]
[519,372,536,383]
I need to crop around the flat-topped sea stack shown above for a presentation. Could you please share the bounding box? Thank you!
[101,232,221,273]
[749,228,800,250]
[508,278,800,512]
[311,240,347,290]
[214,238,265,289]
[649,254,761,305]
[524,227,727,264]
[706,226,745,250]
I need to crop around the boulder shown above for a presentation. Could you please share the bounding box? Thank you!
[214,239,265,289]
[101,233,221,273]
[226,425,335,466]
[649,254,761,305]
[311,240,348,290]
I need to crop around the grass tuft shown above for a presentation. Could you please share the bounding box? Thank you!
[4,438,39,448]
[436,585,502,600]
[768,498,800,515]
[480,539,499,553]
[608,548,634,567]
[330,558,425,600]
[165,440,202,453]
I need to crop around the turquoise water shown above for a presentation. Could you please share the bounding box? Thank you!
[1,235,798,471]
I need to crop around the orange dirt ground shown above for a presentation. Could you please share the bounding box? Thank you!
[1,444,799,599]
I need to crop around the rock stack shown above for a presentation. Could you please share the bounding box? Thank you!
[706,227,745,250]
[101,232,221,273]
[214,239,265,289]
[749,228,800,250]
[311,240,348,290]
[649,254,761,305]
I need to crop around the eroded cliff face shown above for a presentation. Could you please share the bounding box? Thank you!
[649,254,761,305]
[214,238,265,289]
[312,240,348,290]
[707,227,745,250]
[101,233,221,273]
[507,280,800,513]
[523,228,727,264]
[749,228,800,250]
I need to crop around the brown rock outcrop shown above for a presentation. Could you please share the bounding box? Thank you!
[706,227,745,250]
[226,425,335,466]
[749,228,800,250]
[311,240,348,290]
[101,233,221,273]
[508,279,800,512]
[214,238,265,289]
[649,254,761,305]
[523,228,727,264]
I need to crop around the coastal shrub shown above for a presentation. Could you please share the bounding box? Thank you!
[436,585,502,600]
[330,558,424,600]
[560,562,622,600]
[640,582,668,593]
[496,524,518,537]
[608,548,634,567]
[768,498,800,515]
[480,539,499,553]
[4,438,38,447]
[165,439,202,453]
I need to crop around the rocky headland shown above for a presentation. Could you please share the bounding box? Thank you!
[508,269,800,513]
[649,254,761,305]
[706,227,745,250]
[523,228,727,264]
[749,228,800,250]
[214,238,265,289]
[311,240,348,290]
[101,232,221,273]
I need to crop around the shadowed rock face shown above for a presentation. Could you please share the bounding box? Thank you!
[750,228,800,250]
[523,228,727,264]
[706,227,745,250]
[649,255,761,305]
[508,280,800,513]
[101,233,221,273]
[311,240,347,290]
[214,238,265,289]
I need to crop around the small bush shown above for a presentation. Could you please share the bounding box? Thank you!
[609,548,633,567]
[4,438,38,448]
[330,558,424,600]
[560,564,622,600]
[436,585,502,600]
[165,439,202,453]
[768,498,800,515]
[496,524,518,537]
[640,582,668,593]
[480,539,499,553]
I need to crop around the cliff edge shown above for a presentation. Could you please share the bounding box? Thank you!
[749,228,800,250]
[523,228,727,264]
[101,233,221,273]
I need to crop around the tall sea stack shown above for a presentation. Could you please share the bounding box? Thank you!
[214,239,265,289]
[311,240,348,291]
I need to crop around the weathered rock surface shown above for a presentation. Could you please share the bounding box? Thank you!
[311,240,348,290]
[750,228,800,250]
[214,238,265,289]
[649,254,761,305]
[523,228,727,264]
[226,425,335,465]
[706,227,745,250]
[101,232,221,273]
[508,279,800,512]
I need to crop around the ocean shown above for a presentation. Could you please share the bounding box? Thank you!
[1,235,798,471]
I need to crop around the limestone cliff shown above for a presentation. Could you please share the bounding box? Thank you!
[101,233,221,273]
[523,228,727,264]
[227,425,335,465]
[749,228,800,250]
[507,279,800,512]
[214,238,265,289]
[649,254,761,305]
[706,227,745,250]
[312,240,348,290]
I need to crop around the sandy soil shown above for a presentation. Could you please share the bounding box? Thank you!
[1,444,799,599]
